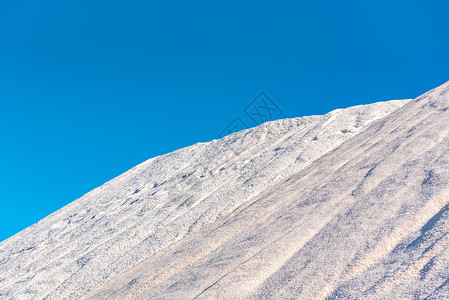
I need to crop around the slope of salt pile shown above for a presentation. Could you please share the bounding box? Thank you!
[0,99,408,299]
[83,82,449,299]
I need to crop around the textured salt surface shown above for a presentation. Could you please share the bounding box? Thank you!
[3,82,447,300]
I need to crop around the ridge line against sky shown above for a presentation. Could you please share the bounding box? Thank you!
[1,0,449,241]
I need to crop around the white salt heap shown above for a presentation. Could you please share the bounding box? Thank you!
[1,81,449,299]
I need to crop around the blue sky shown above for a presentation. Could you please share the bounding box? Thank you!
[1,0,448,242]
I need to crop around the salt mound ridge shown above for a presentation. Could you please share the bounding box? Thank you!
[3,82,448,299]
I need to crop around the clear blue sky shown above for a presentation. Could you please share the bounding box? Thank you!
[1,0,448,242]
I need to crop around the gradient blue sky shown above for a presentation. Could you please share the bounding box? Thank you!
[1,0,448,242]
